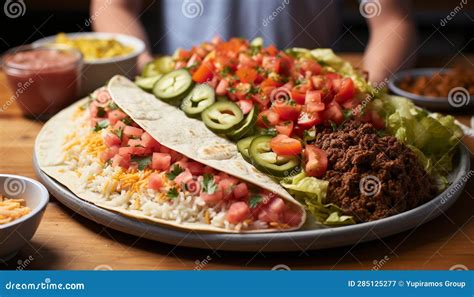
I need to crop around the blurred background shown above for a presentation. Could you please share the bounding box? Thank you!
[1,0,473,61]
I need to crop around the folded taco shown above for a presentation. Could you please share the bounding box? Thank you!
[35,83,306,233]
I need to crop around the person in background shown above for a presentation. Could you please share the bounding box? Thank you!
[91,0,417,84]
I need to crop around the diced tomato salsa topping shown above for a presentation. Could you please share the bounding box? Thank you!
[173,38,386,178]
[87,90,302,227]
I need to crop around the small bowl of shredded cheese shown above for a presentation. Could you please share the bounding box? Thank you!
[0,175,49,261]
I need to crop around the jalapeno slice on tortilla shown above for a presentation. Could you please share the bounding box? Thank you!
[227,106,258,140]
[201,101,244,133]
[180,84,216,117]
[153,69,194,103]
[237,135,257,163]
[135,75,161,91]
[249,136,300,177]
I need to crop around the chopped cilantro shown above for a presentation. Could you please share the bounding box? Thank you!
[108,102,119,110]
[248,85,260,95]
[201,174,217,194]
[113,127,123,139]
[96,106,106,117]
[330,122,337,132]
[228,87,236,94]
[166,164,184,180]
[220,66,232,76]
[343,109,353,120]
[122,116,133,125]
[261,128,277,136]
[94,120,109,132]
[167,187,179,199]
[249,195,262,208]
[130,156,152,170]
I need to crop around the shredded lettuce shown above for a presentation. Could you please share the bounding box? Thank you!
[281,173,355,226]
[381,95,463,189]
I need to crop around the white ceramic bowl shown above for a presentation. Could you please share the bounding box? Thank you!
[33,32,145,96]
[0,174,49,261]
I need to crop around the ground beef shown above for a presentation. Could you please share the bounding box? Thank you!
[314,120,438,223]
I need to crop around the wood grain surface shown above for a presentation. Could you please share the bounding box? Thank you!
[0,54,472,270]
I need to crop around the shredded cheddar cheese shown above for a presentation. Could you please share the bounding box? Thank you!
[0,196,31,225]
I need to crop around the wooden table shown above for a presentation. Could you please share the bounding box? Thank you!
[0,55,473,271]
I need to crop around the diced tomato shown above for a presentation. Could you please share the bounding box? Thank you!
[141,132,160,150]
[113,120,126,131]
[185,162,203,176]
[233,183,249,200]
[200,190,224,203]
[107,110,127,125]
[104,133,121,147]
[306,102,325,113]
[260,77,281,89]
[127,138,142,147]
[265,44,278,56]
[300,59,321,75]
[192,62,214,83]
[334,78,355,104]
[218,177,239,199]
[256,110,280,128]
[342,97,361,109]
[297,111,323,129]
[305,90,322,104]
[270,134,303,156]
[226,201,250,224]
[215,79,229,96]
[203,166,216,175]
[100,146,119,162]
[323,101,344,125]
[236,67,258,83]
[148,173,164,191]
[123,126,144,138]
[271,100,301,121]
[282,209,302,226]
[262,56,280,73]
[258,208,280,223]
[178,49,192,60]
[119,146,147,156]
[303,145,328,178]
[151,152,171,171]
[275,120,294,136]
[268,198,286,214]
[112,154,130,168]
[370,110,385,129]
[174,169,193,185]
[236,99,254,115]
[291,89,306,105]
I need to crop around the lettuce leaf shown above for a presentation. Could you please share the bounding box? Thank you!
[281,173,355,226]
[381,95,463,188]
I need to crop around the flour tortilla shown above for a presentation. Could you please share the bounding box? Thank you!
[35,80,306,233]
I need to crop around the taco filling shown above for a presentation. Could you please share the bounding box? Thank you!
[57,88,303,232]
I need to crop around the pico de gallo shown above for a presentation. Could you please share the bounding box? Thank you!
[87,89,303,227]
[136,37,386,179]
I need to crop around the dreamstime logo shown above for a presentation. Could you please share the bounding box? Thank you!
[359,175,381,197]
[270,87,292,105]
[94,264,113,270]
[448,87,470,108]
[353,78,389,115]
[262,0,290,27]
[4,178,26,196]
[194,255,212,270]
[182,178,201,195]
[0,79,34,113]
[181,0,203,19]
[85,0,111,27]
[372,255,390,271]
[16,255,34,271]
[440,0,467,27]
[440,170,474,205]
[449,264,468,271]
[272,264,291,271]
[359,0,381,19]
[3,0,26,18]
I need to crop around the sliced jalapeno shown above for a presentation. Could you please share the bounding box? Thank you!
[237,135,257,163]
[249,136,300,177]
[135,75,161,91]
[227,106,258,140]
[153,69,194,103]
[201,101,243,133]
[180,84,216,117]
[142,56,174,77]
